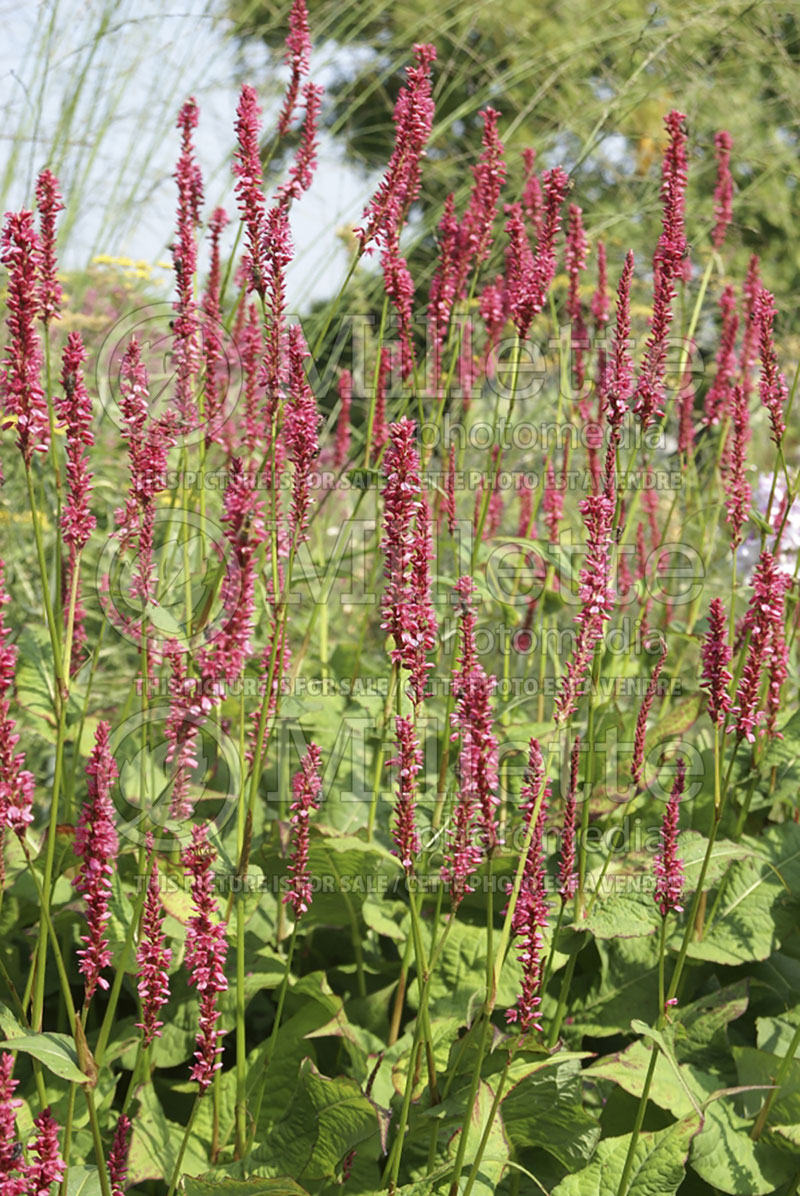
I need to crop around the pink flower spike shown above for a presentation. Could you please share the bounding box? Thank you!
[388,716,422,872]
[701,598,732,726]
[506,737,549,1035]
[756,288,787,447]
[109,1114,132,1196]
[0,560,34,840]
[277,0,311,138]
[631,638,668,788]
[284,742,323,918]
[703,286,739,427]
[57,332,96,553]
[285,325,321,543]
[27,1107,66,1193]
[35,168,64,324]
[201,206,229,448]
[74,722,119,1004]
[183,824,229,1091]
[654,758,685,916]
[136,836,172,1046]
[233,85,267,296]
[731,550,790,743]
[724,383,751,550]
[356,44,436,253]
[278,81,323,204]
[0,210,49,466]
[712,131,733,250]
[172,97,203,433]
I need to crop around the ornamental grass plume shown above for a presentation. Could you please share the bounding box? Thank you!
[631,638,668,788]
[703,285,739,427]
[284,742,323,918]
[0,563,33,841]
[108,1115,132,1196]
[731,549,790,742]
[136,836,171,1046]
[756,288,787,447]
[559,736,581,901]
[334,369,352,468]
[712,130,734,251]
[0,210,49,467]
[233,85,267,296]
[34,168,64,324]
[554,493,615,725]
[654,758,685,916]
[388,716,422,872]
[507,737,549,1034]
[184,824,229,1091]
[724,383,751,549]
[74,721,119,1003]
[633,110,688,428]
[700,598,733,726]
[285,325,320,543]
[172,97,203,432]
[277,0,311,138]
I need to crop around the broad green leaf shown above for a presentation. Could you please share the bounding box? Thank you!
[0,1032,87,1084]
[583,890,662,939]
[252,1059,387,1180]
[680,852,792,966]
[689,1099,795,1195]
[128,1082,208,1183]
[733,1045,800,1125]
[445,1078,510,1196]
[671,981,749,1074]
[552,1114,702,1196]
[679,833,754,890]
[569,936,660,1038]
[499,1053,601,1170]
[756,1005,800,1056]
[64,1167,102,1196]
[184,1179,309,1195]
[407,917,521,1018]
[588,1033,716,1120]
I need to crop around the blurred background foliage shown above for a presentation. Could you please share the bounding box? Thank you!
[229,0,800,315]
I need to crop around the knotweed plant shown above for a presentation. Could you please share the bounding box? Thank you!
[0,5,797,1195]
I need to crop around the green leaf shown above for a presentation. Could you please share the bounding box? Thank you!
[128,1083,208,1183]
[445,1078,510,1196]
[252,1059,387,1181]
[64,1167,102,1196]
[499,1053,601,1170]
[689,1099,795,1195]
[552,1114,702,1196]
[680,852,792,965]
[0,1032,87,1083]
[184,1179,309,1195]
[569,936,660,1038]
[583,891,662,939]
